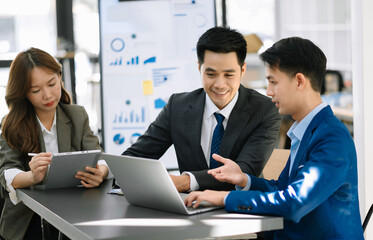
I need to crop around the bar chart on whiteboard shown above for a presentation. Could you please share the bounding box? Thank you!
[99,0,216,168]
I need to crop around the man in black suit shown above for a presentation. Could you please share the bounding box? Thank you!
[123,26,281,192]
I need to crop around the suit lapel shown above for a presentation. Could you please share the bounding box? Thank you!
[288,106,334,181]
[185,91,206,164]
[56,105,72,153]
[220,85,251,157]
[38,125,46,152]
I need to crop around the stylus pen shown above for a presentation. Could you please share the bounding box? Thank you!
[28,153,38,156]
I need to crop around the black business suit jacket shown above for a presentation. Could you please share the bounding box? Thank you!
[123,85,282,190]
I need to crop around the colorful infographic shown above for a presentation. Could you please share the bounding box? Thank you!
[100,0,216,168]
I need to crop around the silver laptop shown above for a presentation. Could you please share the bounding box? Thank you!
[34,150,101,190]
[103,153,222,215]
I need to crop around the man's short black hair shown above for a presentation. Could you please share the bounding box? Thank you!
[259,37,327,92]
[197,26,247,67]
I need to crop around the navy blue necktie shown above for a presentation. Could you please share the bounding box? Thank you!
[210,113,225,169]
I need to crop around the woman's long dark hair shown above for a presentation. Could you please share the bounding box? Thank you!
[1,47,71,156]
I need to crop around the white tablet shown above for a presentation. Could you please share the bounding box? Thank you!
[34,150,102,190]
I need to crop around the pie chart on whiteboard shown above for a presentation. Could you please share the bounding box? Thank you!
[113,133,125,145]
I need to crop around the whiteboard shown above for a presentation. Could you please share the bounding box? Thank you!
[99,0,216,168]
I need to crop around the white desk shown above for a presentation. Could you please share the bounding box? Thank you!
[16,181,283,240]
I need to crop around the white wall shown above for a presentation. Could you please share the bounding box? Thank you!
[352,0,373,238]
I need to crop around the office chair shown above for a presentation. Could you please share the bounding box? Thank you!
[363,203,373,233]
[262,149,290,180]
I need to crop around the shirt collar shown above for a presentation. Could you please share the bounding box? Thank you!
[36,111,57,134]
[204,91,239,120]
[287,102,328,141]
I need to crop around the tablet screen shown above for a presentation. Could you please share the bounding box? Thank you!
[40,150,101,189]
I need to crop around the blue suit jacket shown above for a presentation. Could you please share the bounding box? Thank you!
[225,106,364,239]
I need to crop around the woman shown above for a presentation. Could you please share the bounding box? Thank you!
[0,48,109,240]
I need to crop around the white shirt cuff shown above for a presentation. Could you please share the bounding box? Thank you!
[4,168,24,205]
[181,172,199,191]
[235,174,251,191]
[98,159,113,179]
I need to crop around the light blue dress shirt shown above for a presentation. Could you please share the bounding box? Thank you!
[287,102,327,174]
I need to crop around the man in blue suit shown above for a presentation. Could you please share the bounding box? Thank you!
[185,37,364,239]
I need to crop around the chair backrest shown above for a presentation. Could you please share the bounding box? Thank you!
[363,203,373,233]
[262,149,290,180]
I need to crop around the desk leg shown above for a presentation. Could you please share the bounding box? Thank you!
[41,217,45,240]
[40,217,65,239]
[58,231,63,240]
